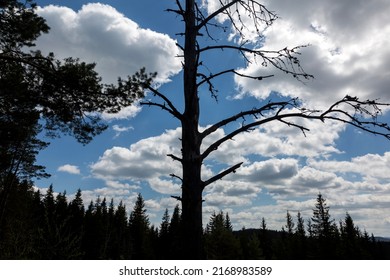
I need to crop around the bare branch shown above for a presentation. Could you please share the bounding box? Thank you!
[196,0,240,31]
[199,44,313,80]
[201,96,390,161]
[202,161,244,189]
[141,86,183,120]
[167,153,183,163]
[166,0,185,17]
[200,100,295,139]
[197,68,273,88]
[197,0,278,43]
[170,173,183,182]
[171,195,182,201]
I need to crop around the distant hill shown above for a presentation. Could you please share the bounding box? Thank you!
[375,237,390,242]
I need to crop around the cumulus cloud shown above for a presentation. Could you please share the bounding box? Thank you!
[90,127,182,194]
[204,0,390,110]
[34,3,182,119]
[36,3,182,84]
[57,164,81,175]
[43,1,390,236]
[87,123,390,235]
[308,152,390,181]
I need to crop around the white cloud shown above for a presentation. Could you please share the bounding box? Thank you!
[57,164,81,175]
[36,3,182,84]
[112,124,134,138]
[308,152,390,181]
[86,123,390,235]
[90,127,182,194]
[102,104,142,120]
[34,3,182,119]
[204,0,390,110]
[44,1,390,236]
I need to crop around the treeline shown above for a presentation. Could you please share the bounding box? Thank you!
[0,181,388,259]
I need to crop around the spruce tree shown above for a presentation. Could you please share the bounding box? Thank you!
[340,212,361,259]
[158,208,171,259]
[286,211,295,235]
[311,193,334,239]
[259,217,272,259]
[310,193,338,259]
[294,211,307,259]
[128,193,153,259]
[169,204,183,258]
[204,211,241,259]
[113,201,131,259]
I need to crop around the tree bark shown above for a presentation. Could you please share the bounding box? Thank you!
[180,0,204,259]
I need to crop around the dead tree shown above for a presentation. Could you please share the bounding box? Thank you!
[134,0,390,259]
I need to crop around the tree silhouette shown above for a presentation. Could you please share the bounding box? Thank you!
[310,193,340,258]
[0,0,151,228]
[126,0,390,258]
[204,211,241,259]
[4,0,390,260]
[128,193,154,259]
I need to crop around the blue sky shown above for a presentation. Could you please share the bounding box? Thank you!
[32,0,390,236]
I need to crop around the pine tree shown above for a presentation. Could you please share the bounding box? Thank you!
[294,211,307,259]
[128,193,153,259]
[339,212,362,259]
[259,217,272,259]
[113,201,131,259]
[204,211,241,259]
[225,212,233,231]
[0,180,41,258]
[158,208,171,259]
[82,198,104,259]
[169,204,183,258]
[311,193,334,239]
[296,211,306,237]
[286,211,295,235]
[310,193,339,259]
[280,211,295,259]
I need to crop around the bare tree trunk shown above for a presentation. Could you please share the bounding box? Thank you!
[146,0,390,259]
[180,0,204,259]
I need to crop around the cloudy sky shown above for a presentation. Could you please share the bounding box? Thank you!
[32,0,390,237]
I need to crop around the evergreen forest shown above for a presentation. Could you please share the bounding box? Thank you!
[0,180,389,260]
[1,0,390,261]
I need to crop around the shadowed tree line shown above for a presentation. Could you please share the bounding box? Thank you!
[3,0,390,260]
[0,181,388,259]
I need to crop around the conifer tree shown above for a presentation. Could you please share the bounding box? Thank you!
[310,193,339,258]
[238,227,263,259]
[259,217,272,259]
[158,208,171,259]
[204,211,241,259]
[296,211,306,237]
[0,180,41,258]
[286,211,295,235]
[112,201,131,259]
[168,204,183,258]
[311,193,334,239]
[128,193,153,259]
[294,211,307,259]
[339,212,362,259]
